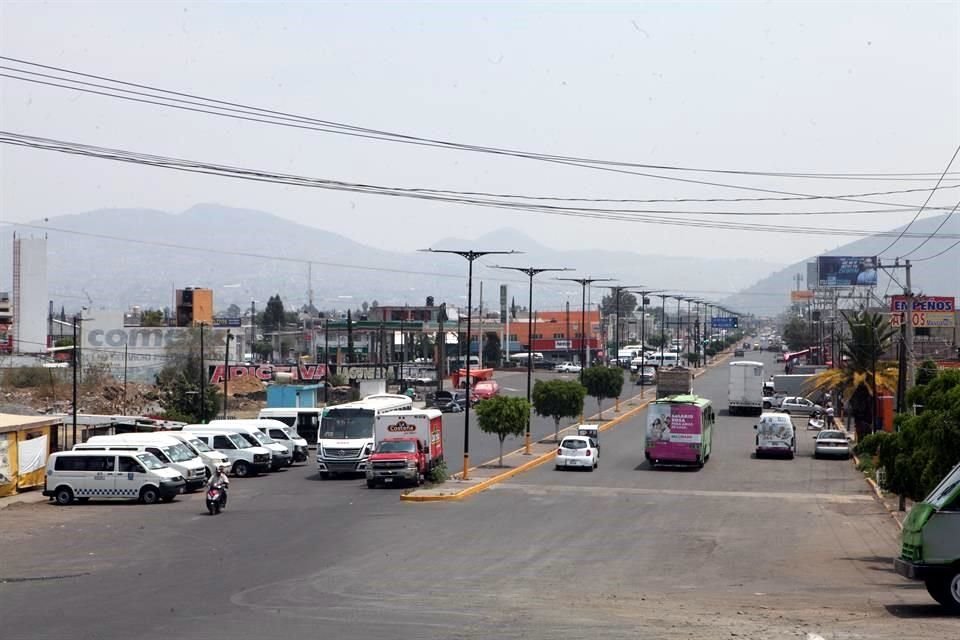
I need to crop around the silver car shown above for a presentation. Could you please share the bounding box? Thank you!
[814,430,851,459]
[778,396,823,417]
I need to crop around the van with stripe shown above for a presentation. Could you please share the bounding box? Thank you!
[43,450,185,505]
[75,434,208,491]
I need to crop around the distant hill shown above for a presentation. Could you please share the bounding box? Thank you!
[722,213,960,316]
[0,203,785,313]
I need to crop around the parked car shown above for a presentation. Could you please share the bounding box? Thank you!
[555,362,583,373]
[472,380,501,400]
[814,430,851,459]
[555,435,598,471]
[430,390,471,413]
[777,396,823,417]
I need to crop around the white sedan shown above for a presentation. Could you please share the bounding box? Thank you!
[813,430,852,459]
[555,435,598,471]
[555,362,583,373]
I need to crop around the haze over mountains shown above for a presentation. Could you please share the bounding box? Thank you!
[0,204,955,317]
[0,204,782,314]
[724,213,960,316]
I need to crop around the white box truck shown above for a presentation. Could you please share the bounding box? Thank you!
[728,360,764,416]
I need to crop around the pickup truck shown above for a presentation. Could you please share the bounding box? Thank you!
[366,409,443,488]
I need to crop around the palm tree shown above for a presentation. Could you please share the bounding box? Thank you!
[805,309,898,439]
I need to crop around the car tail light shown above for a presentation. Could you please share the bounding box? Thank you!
[557,448,563,454]
[584,449,591,456]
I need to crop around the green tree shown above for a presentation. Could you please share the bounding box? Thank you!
[140,309,165,327]
[532,379,586,442]
[156,327,220,423]
[474,395,531,467]
[866,370,960,501]
[647,334,667,349]
[580,366,624,419]
[806,309,898,439]
[251,340,273,359]
[600,291,638,317]
[782,316,815,351]
[482,331,501,367]
[224,303,242,318]
[916,359,939,387]
[264,294,285,331]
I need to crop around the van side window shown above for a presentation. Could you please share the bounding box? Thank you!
[55,456,86,471]
[78,455,115,472]
[118,456,145,474]
[269,429,288,440]
[213,435,234,449]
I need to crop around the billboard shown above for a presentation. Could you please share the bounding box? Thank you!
[817,256,878,287]
[790,290,814,302]
[888,296,956,328]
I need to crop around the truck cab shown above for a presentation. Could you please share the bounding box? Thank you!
[365,438,425,488]
[894,462,960,612]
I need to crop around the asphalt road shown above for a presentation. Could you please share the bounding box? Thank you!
[442,368,640,472]
[2,350,958,639]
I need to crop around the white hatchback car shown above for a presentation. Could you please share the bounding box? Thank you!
[556,435,598,471]
[555,362,583,373]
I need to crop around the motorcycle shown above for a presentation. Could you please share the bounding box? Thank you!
[206,484,227,515]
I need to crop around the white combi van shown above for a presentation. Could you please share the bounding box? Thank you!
[161,431,230,477]
[183,427,272,477]
[43,450,185,505]
[253,419,309,463]
[77,434,208,492]
[204,420,292,469]
[257,407,322,446]
[754,412,796,459]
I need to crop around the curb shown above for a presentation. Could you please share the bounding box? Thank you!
[852,453,904,531]
[401,394,654,502]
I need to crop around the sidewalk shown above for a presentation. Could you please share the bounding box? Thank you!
[0,487,48,511]
[403,351,731,502]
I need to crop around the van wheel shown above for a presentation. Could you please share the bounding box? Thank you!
[233,461,251,478]
[139,486,160,505]
[204,467,212,479]
[54,486,74,506]
[926,572,960,613]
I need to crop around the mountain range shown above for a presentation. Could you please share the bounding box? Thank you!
[724,213,960,316]
[0,204,955,317]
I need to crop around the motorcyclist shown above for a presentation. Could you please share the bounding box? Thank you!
[207,463,230,508]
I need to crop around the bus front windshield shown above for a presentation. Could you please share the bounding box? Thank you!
[321,408,375,439]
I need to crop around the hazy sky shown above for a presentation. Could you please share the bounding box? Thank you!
[1,1,958,264]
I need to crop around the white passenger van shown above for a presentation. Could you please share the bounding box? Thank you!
[257,407,322,446]
[183,427,273,477]
[77,434,207,492]
[253,419,309,463]
[161,431,230,477]
[44,449,185,505]
[204,420,292,469]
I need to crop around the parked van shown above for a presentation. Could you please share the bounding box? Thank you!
[160,431,230,478]
[183,427,272,477]
[254,419,309,463]
[43,449,185,505]
[257,407,322,445]
[753,412,795,459]
[204,420,292,469]
[77,434,208,491]
[894,461,960,612]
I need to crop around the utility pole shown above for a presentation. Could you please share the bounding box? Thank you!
[222,330,232,419]
[72,314,78,447]
[200,322,206,423]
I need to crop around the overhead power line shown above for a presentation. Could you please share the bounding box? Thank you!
[3,55,960,189]
[878,143,960,257]
[4,131,960,241]
[900,198,960,258]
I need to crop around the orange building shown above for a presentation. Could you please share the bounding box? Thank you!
[175,287,214,327]
[507,309,602,356]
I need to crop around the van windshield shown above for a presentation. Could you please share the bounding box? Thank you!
[927,464,960,509]
[253,431,276,445]
[228,433,253,449]
[187,437,213,453]
[166,443,196,462]
[137,453,165,470]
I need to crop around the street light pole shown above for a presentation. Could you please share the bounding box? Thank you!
[222,330,233,419]
[494,265,573,454]
[420,248,519,481]
[199,322,206,424]
[558,277,615,374]
[72,314,78,447]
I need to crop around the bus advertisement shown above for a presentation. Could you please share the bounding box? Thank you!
[645,395,714,468]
